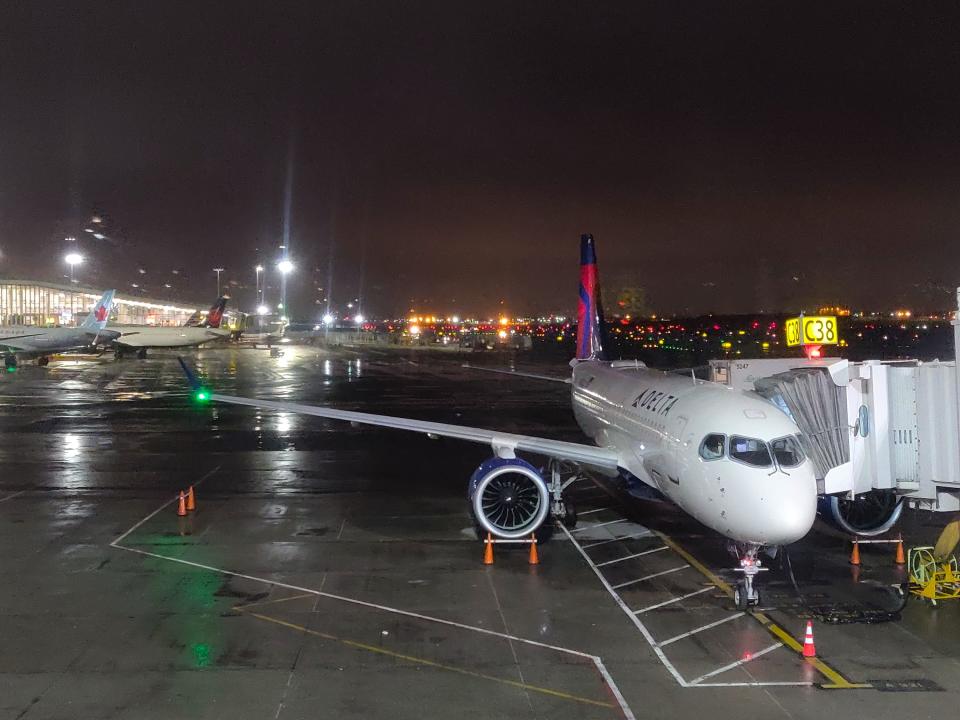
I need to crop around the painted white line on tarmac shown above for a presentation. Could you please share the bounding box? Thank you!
[596,546,669,567]
[577,507,611,516]
[687,643,783,685]
[0,490,26,503]
[111,479,636,720]
[634,587,713,614]
[581,531,652,549]
[571,518,627,533]
[612,565,689,590]
[657,613,745,647]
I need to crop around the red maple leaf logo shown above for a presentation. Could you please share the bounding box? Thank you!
[94,304,108,322]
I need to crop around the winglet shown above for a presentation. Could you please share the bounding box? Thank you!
[177,356,201,392]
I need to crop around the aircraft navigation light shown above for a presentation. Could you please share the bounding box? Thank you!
[194,389,211,403]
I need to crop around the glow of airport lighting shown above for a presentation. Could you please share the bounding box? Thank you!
[322,313,335,325]
[64,252,83,267]
[277,259,294,274]
[354,313,365,324]
[257,305,269,315]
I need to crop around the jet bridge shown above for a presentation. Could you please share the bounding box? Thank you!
[708,300,960,533]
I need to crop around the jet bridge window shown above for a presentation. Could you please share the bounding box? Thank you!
[699,434,725,461]
[728,436,772,468]
[770,435,805,468]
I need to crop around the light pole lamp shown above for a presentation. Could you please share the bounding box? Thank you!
[213,267,225,297]
[64,252,83,283]
[255,265,264,308]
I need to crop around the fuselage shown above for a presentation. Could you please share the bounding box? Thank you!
[111,326,229,348]
[0,326,103,354]
[571,360,817,546]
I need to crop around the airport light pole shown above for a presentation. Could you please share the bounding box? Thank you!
[277,258,293,322]
[64,252,83,284]
[213,267,224,297]
[255,265,264,309]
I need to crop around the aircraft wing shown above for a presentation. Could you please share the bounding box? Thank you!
[0,333,48,352]
[208,392,620,469]
[461,363,572,384]
[178,358,617,469]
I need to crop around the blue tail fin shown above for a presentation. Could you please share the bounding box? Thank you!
[79,289,115,331]
[575,234,607,361]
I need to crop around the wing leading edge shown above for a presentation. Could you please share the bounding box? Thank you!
[206,391,620,471]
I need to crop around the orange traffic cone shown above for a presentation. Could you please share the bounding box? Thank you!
[186,486,196,512]
[528,534,539,565]
[849,540,861,566]
[802,620,816,658]
[895,537,905,565]
[177,491,187,517]
[483,533,494,565]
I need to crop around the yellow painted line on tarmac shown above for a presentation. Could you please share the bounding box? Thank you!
[239,608,616,710]
[652,530,871,690]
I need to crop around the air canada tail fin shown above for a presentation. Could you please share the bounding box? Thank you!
[191,297,228,328]
[575,234,607,361]
[79,289,115,331]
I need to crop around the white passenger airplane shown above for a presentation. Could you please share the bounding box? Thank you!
[112,297,230,359]
[0,290,117,369]
[179,235,817,609]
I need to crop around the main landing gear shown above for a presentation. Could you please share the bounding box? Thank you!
[547,459,580,530]
[36,356,49,367]
[137,348,148,359]
[733,545,768,611]
[4,355,17,371]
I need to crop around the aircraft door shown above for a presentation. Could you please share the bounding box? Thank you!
[666,415,689,486]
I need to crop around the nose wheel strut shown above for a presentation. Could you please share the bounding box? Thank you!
[733,554,768,610]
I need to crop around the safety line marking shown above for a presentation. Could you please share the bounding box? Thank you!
[581,532,652,549]
[658,613,745,647]
[110,484,637,719]
[634,587,713,614]
[687,643,782,685]
[612,565,689,589]
[578,507,612,516]
[239,609,616,710]
[571,519,627,533]
[233,592,317,611]
[0,490,25,503]
[652,529,869,689]
[596,546,669,567]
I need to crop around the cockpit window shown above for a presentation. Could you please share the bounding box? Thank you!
[728,436,773,468]
[770,435,806,468]
[699,433,725,461]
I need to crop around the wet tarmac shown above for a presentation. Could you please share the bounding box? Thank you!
[1,345,960,719]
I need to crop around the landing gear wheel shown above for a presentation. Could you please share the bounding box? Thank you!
[37,356,49,367]
[734,582,749,611]
[114,348,125,360]
[136,348,147,360]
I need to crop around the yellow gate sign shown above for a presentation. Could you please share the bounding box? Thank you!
[785,315,838,347]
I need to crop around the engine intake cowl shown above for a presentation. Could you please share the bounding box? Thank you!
[818,490,904,537]
[468,457,550,540]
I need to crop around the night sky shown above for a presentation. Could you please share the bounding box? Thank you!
[3,2,960,317]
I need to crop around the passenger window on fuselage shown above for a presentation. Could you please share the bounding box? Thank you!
[728,436,772,468]
[699,433,725,460]
[770,435,805,468]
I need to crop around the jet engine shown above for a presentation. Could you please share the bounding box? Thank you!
[468,457,550,539]
[818,490,904,537]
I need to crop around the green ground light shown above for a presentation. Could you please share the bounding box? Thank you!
[194,388,211,403]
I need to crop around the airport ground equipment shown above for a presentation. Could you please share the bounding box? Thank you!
[709,294,960,535]
[908,547,960,604]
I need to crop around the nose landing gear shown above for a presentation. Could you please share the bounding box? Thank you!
[733,549,768,610]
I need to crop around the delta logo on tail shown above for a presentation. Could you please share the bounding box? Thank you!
[199,298,228,328]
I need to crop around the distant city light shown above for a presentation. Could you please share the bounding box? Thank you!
[322,313,334,325]
[450,315,460,324]
[93,233,105,240]
[277,259,294,274]
[255,264,264,272]
[64,253,83,266]
[354,313,365,324]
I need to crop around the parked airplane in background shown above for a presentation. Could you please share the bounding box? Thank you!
[180,236,819,609]
[0,290,117,369]
[112,297,230,359]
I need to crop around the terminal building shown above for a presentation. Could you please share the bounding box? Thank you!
[0,279,239,327]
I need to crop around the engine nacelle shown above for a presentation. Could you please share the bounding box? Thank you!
[817,490,904,537]
[468,457,550,539]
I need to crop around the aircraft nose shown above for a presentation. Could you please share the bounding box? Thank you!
[767,468,818,545]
